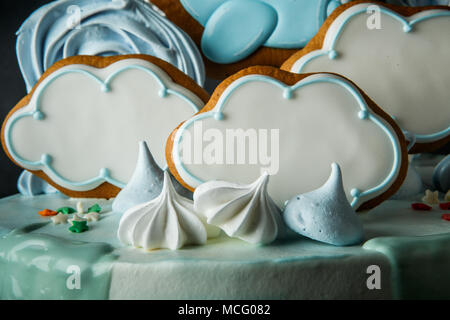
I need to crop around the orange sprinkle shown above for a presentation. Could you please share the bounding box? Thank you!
[38,208,57,217]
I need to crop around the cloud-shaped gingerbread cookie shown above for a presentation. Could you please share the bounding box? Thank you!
[167,67,408,211]
[1,55,209,198]
[282,2,450,153]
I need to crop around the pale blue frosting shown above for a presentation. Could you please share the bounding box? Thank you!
[283,163,364,246]
[112,141,192,213]
[184,0,449,63]
[432,155,450,192]
[16,0,205,91]
[180,0,348,63]
[17,171,59,196]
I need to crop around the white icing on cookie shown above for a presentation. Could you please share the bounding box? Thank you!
[288,3,450,145]
[171,73,404,209]
[3,58,204,192]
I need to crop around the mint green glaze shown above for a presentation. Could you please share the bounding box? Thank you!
[0,224,116,300]
[1,193,450,299]
[364,233,450,299]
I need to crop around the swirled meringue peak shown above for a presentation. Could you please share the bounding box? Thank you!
[118,171,218,251]
[16,0,205,91]
[112,141,192,213]
[283,163,364,246]
[194,173,284,245]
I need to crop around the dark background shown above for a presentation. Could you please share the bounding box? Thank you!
[0,0,447,198]
[0,1,47,197]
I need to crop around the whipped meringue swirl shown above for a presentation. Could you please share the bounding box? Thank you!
[194,173,284,245]
[118,171,209,251]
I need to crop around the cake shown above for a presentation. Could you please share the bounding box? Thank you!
[0,0,449,301]
[1,171,449,299]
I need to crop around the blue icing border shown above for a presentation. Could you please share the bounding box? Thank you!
[5,63,201,191]
[172,74,402,208]
[291,6,450,144]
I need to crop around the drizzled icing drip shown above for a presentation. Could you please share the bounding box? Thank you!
[194,173,284,245]
[118,171,216,251]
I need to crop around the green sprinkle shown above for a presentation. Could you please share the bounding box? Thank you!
[57,207,76,215]
[88,204,101,213]
[69,220,89,233]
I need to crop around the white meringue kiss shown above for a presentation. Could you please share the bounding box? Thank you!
[194,173,283,244]
[118,171,214,251]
